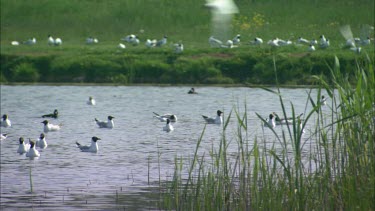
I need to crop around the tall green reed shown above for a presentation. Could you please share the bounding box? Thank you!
[160,55,374,210]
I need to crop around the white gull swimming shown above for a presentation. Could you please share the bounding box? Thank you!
[36,133,47,149]
[41,120,61,133]
[95,116,114,128]
[17,137,30,154]
[153,112,178,122]
[202,110,223,124]
[1,114,11,127]
[76,136,101,153]
[87,96,96,105]
[163,119,174,132]
[26,140,40,159]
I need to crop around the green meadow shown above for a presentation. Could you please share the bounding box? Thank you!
[1,0,374,84]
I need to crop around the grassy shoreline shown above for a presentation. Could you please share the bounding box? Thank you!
[1,48,373,85]
[1,0,374,85]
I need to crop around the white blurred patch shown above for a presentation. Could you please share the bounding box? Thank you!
[205,0,239,41]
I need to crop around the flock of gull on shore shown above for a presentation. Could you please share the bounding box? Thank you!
[9,24,374,54]
[0,90,327,159]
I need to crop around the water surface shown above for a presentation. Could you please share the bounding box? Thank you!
[0,85,329,210]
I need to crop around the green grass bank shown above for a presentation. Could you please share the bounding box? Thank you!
[1,0,374,84]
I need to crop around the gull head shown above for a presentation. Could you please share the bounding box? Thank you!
[92,136,101,142]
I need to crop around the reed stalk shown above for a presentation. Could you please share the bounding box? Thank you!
[159,55,374,210]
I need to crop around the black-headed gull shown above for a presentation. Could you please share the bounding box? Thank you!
[232,34,240,45]
[320,95,327,106]
[41,120,61,133]
[86,37,99,44]
[153,112,178,122]
[0,133,7,141]
[122,34,136,42]
[48,35,55,45]
[273,112,304,125]
[308,44,316,52]
[26,140,40,159]
[87,96,96,105]
[202,110,223,124]
[277,39,292,46]
[173,43,184,53]
[297,37,310,45]
[1,114,11,127]
[24,37,36,45]
[48,35,62,46]
[76,136,101,153]
[209,36,223,47]
[42,109,58,118]
[36,133,47,149]
[319,35,329,49]
[118,43,126,49]
[188,87,198,94]
[145,39,157,48]
[223,39,236,48]
[156,35,168,47]
[17,137,30,154]
[250,37,263,45]
[54,38,62,46]
[163,119,174,132]
[122,34,140,46]
[95,116,114,128]
[11,41,20,46]
[264,114,276,128]
[267,39,279,47]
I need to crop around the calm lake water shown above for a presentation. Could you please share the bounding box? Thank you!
[0,85,330,210]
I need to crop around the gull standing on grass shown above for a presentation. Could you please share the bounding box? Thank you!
[76,136,101,153]
[118,43,126,49]
[297,37,310,45]
[173,43,184,53]
[95,116,114,128]
[232,34,240,45]
[54,38,62,46]
[145,39,157,48]
[24,37,36,45]
[339,24,362,53]
[202,110,223,124]
[86,37,99,44]
[308,44,316,52]
[48,35,55,45]
[156,35,168,47]
[250,37,263,45]
[122,34,140,46]
[209,36,223,47]
[11,41,20,46]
